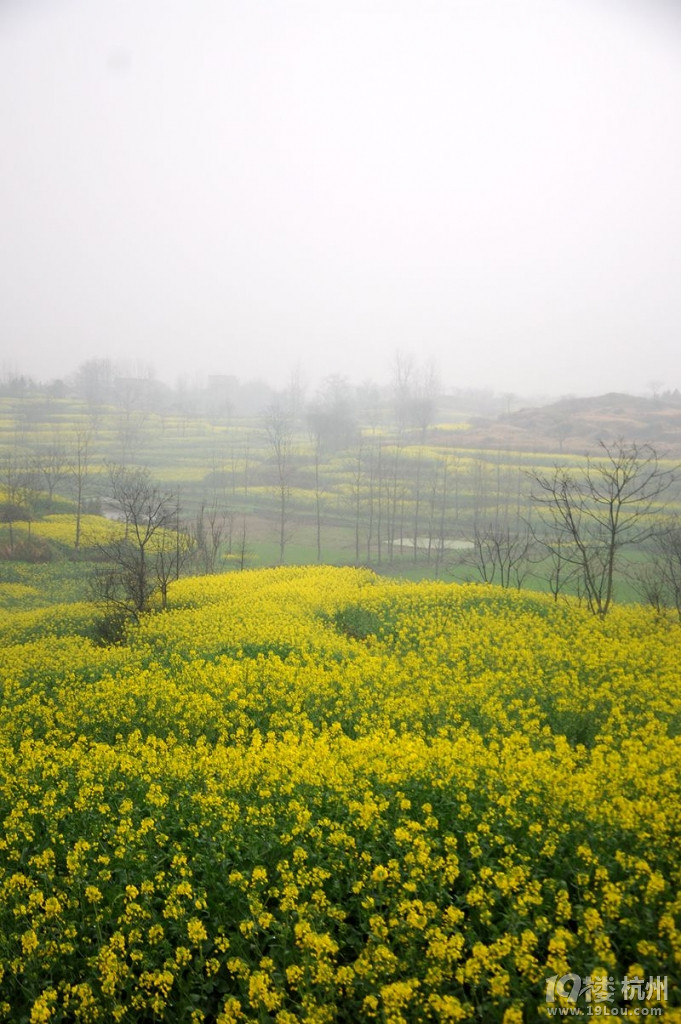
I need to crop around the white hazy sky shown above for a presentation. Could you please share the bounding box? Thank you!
[1,0,680,397]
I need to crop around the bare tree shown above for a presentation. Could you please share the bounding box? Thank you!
[531,531,579,602]
[93,466,186,620]
[155,506,193,610]
[347,440,364,565]
[631,517,681,620]
[306,375,357,453]
[385,441,403,562]
[373,442,384,565]
[284,365,306,427]
[461,521,533,589]
[236,514,251,571]
[630,561,669,615]
[427,454,453,576]
[0,450,34,554]
[392,352,439,434]
[264,403,294,564]
[192,494,228,574]
[531,439,677,616]
[34,440,69,511]
[75,358,114,412]
[70,429,92,549]
[115,377,149,463]
[311,430,324,563]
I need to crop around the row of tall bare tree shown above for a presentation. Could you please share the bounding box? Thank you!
[459,439,680,618]
[0,431,93,554]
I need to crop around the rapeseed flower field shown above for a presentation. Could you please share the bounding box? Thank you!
[0,566,679,1022]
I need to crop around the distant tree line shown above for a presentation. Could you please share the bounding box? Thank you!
[0,354,516,422]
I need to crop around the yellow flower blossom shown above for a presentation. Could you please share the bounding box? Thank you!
[0,566,679,1020]
[187,918,208,945]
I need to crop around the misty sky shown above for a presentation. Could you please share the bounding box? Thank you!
[2,0,680,398]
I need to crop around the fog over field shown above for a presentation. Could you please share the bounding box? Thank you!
[2,0,681,397]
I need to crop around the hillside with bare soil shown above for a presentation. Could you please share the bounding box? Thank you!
[455,392,681,454]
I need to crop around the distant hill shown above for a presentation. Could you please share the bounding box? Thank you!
[455,392,681,454]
